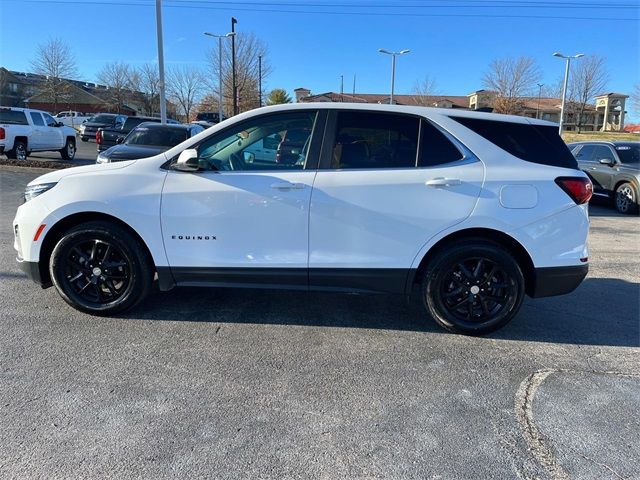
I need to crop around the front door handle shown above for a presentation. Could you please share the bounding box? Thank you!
[270,182,305,190]
[426,177,461,187]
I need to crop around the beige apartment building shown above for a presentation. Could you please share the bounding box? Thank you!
[295,87,629,132]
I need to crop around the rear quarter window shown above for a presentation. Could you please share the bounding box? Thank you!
[449,116,578,169]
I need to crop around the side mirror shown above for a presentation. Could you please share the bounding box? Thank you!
[116,136,124,144]
[174,148,200,172]
[243,151,255,163]
[598,158,615,166]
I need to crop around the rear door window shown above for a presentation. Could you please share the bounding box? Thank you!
[30,112,45,126]
[450,116,577,169]
[330,111,419,169]
[419,120,464,167]
[574,145,595,161]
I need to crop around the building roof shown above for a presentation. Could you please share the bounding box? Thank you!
[301,91,469,108]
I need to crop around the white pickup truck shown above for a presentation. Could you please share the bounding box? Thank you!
[0,107,77,160]
[54,110,92,128]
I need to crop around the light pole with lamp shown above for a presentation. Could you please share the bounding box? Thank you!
[378,48,410,105]
[553,52,584,134]
[204,31,235,122]
[536,83,544,119]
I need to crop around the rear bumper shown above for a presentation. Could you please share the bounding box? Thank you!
[530,264,588,298]
[17,257,50,288]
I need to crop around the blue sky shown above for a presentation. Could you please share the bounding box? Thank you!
[0,0,638,116]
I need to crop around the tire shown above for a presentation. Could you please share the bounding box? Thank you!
[60,137,76,160]
[614,182,639,215]
[421,240,525,335]
[49,221,153,315]
[7,140,28,160]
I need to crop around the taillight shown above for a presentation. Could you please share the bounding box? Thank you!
[0,127,5,140]
[96,130,102,143]
[555,177,593,205]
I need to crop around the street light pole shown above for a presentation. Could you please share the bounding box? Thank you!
[204,32,235,122]
[231,17,238,115]
[378,48,410,105]
[553,52,584,134]
[536,83,544,119]
[155,0,167,123]
[258,55,262,107]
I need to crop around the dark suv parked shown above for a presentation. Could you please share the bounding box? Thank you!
[80,113,126,142]
[569,141,640,214]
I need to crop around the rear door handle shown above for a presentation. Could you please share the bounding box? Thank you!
[270,182,305,190]
[426,177,461,187]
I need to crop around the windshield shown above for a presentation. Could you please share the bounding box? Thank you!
[88,114,115,124]
[616,145,640,166]
[125,127,188,147]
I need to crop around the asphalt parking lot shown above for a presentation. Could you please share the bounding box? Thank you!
[0,170,638,479]
[24,136,97,166]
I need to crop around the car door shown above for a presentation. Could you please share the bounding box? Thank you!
[589,145,618,192]
[574,145,605,193]
[160,109,325,287]
[41,112,65,149]
[308,110,484,293]
[27,112,46,149]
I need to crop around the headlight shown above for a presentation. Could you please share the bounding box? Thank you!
[24,182,57,202]
[96,154,110,164]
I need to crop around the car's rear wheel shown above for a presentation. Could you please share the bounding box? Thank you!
[49,221,153,314]
[8,140,28,160]
[421,240,525,335]
[60,137,76,160]
[614,182,638,215]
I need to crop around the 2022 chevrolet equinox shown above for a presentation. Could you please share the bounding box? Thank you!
[13,104,592,335]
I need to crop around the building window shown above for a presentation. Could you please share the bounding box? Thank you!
[9,83,18,93]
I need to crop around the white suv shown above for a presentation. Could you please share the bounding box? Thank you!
[13,104,592,334]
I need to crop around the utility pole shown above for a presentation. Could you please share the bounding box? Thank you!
[536,83,544,119]
[258,55,262,107]
[231,17,238,115]
[155,0,167,123]
[340,74,344,102]
[553,52,584,134]
[352,74,356,96]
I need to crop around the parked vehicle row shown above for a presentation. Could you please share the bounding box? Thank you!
[96,116,179,152]
[14,104,591,335]
[0,107,77,160]
[97,122,204,163]
[569,141,640,214]
[53,111,92,127]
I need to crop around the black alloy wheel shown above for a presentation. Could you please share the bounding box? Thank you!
[50,221,153,314]
[615,182,638,215]
[422,241,525,335]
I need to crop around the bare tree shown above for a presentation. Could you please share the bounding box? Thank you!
[483,56,542,114]
[632,84,640,116]
[167,65,205,121]
[97,61,136,113]
[30,38,77,113]
[411,75,440,106]
[205,32,271,115]
[569,56,609,132]
[136,63,161,115]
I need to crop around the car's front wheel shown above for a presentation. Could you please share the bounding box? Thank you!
[614,182,638,215]
[421,240,525,335]
[49,221,153,314]
[60,137,76,160]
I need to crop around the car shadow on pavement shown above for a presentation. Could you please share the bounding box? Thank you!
[127,277,639,348]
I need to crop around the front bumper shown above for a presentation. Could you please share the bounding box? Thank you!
[530,264,588,298]
[17,257,50,288]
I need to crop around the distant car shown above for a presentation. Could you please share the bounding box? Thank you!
[0,106,77,160]
[80,113,126,142]
[193,112,225,128]
[96,116,179,152]
[569,141,640,214]
[54,111,92,128]
[96,122,204,163]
